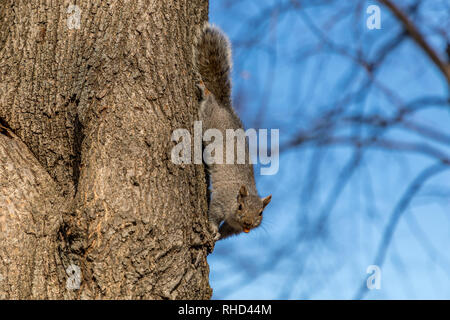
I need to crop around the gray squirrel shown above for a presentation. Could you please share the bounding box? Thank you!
[194,23,272,240]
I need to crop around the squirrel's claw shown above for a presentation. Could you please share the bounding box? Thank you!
[209,222,221,241]
[196,81,210,100]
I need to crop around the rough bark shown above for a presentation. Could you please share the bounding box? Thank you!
[0,0,213,299]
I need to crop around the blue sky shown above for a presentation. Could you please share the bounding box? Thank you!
[206,0,450,299]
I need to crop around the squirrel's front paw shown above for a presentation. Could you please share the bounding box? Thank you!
[196,81,210,100]
[209,222,221,241]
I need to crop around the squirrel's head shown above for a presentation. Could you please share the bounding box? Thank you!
[233,185,271,233]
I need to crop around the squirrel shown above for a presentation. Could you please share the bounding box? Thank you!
[194,23,272,241]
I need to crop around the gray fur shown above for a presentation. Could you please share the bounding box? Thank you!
[195,25,272,240]
[195,23,233,109]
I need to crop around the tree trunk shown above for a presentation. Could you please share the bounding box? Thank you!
[0,0,213,299]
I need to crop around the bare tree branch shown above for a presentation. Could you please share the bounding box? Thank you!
[378,0,450,85]
[354,162,449,299]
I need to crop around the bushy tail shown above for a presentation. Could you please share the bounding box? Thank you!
[195,23,232,109]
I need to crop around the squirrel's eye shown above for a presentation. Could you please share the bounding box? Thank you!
[238,204,243,211]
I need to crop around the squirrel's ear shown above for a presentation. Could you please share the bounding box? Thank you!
[239,185,249,198]
[262,195,272,209]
